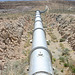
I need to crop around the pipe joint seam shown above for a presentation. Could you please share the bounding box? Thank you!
[35,16,41,18]
[33,28,46,37]
[35,20,42,23]
[32,71,52,75]
[29,46,52,62]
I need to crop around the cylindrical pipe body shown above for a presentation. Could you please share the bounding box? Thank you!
[29,11,54,75]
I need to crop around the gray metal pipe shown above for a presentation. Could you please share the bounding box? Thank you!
[29,11,54,75]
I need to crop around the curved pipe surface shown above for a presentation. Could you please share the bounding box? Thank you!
[29,11,54,75]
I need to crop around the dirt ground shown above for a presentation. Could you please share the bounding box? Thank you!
[0,1,75,75]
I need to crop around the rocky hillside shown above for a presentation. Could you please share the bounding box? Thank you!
[0,12,34,75]
[57,14,75,51]
[0,1,45,9]
[42,13,75,75]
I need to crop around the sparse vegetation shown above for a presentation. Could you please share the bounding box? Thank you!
[23,50,27,56]
[72,67,75,73]
[28,31,33,35]
[24,39,30,48]
[48,32,58,42]
[48,27,52,31]
[62,48,70,56]
[59,55,75,73]
[59,43,64,49]
[59,56,65,62]
[23,49,30,57]
[43,25,47,28]
[69,62,75,73]
[61,69,63,72]
[2,59,28,75]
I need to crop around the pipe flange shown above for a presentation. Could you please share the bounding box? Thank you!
[29,46,52,63]
[33,28,46,37]
[32,71,52,75]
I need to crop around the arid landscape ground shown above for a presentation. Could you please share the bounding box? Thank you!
[0,1,75,75]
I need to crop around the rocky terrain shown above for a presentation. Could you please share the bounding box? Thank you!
[43,13,75,75]
[57,14,75,51]
[0,12,34,75]
[0,1,75,75]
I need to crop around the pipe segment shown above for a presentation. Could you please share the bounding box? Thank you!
[29,11,54,75]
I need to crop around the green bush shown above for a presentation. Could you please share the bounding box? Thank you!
[59,56,65,62]
[64,63,69,67]
[60,38,65,42]
[47,41,50,45]
[61,69,63,72]
[72,67,75,73]
[53,58,56,62]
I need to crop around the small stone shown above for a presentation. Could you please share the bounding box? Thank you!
[0,18,3,20]
[0,64,3,70]
[0,56,3,60]
[4,66,7,69]
[2,60,5,62]
[0,48,3,52]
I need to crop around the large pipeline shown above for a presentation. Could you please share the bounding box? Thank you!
[29,10,54,75]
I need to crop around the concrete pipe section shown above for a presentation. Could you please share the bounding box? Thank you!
[29,11,54,75]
